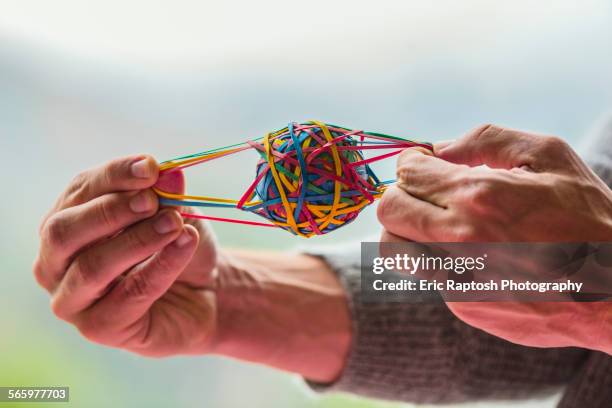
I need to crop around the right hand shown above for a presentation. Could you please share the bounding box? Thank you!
[33,155,220,357]
[378,125,612,354]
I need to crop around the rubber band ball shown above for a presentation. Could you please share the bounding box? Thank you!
[154,121,433,238]
[253,123,376,236]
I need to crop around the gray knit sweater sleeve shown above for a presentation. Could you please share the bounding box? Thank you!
[305,114,612,407]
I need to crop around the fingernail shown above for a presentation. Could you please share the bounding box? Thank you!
[173,228,193,248]
[129,191,156,213]
[154,211,181,234]
[131,158,153,179]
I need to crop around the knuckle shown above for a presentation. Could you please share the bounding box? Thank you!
[396,165,412,182]
[76,316,104,342]
[541,135,569,152]
[97,196,119,227]
[42,214,68,248]
[69,171,88,192]
[376,196,388,223]
[67,171,91,201]
[475,123,495,134]
[32,257,48,289]
[471,180,496,201]
[121,272,152,300]
[50,297,67,320]
[452,224,480,242]
[102,162,118,188]
[38,211,54,237]
[72,252,100,287]
[468,123,503,143]
[397,149,416,164]
[448,170,468,187]
[401,150,428,164]
[127,227,153,251]
[152,252,177,273]
[397,149,430,174]
[377,188,398,223]
[472,123,494,137]
[461,176,500,208]
[528,135,573,171]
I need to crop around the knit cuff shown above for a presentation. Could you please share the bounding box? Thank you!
[302,248,584,405]
[303,248,464,404]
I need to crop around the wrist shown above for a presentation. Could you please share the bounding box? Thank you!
[210,249,351,383]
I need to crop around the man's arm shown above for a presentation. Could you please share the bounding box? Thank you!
[211,250,351,383]
[227,246,590,405]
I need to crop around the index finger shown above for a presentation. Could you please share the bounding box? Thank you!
[53,155,159,213]
[396,147,469,208]
[436,124,569,171]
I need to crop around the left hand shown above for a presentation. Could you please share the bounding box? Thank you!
[34,155,350,382]
[34,156,220,357]
[377,124,612,354]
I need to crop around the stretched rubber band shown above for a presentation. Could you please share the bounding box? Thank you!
[154,121,432,237]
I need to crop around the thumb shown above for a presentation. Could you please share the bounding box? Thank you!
[436,124,542,170]
[154,168,201,220]
[155,168,196,218]
[155,168,185,195]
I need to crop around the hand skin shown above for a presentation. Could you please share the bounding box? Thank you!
[33,156,351,383]
[377,124,612,355]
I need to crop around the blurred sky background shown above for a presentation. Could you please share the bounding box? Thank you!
[1,1,611,407]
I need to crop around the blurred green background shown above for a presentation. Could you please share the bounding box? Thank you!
[1,1,611,407]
